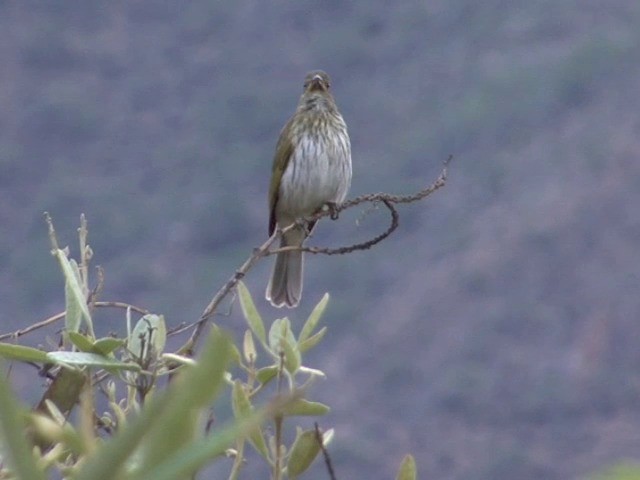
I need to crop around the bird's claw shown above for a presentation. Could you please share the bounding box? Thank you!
[323,202,340,220]
[330,204,340,220]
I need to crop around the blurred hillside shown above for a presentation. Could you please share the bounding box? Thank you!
[2,1,640,479]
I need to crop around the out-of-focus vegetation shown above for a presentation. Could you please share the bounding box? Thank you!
[0,218,368,479]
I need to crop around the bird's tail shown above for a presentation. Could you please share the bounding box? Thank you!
[266,231,304,308]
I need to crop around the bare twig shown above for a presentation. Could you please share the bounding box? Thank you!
[0,302,150,341]
[272,199,398,256]
[270,155,449,256]
[88,266,105,314]
[315,422,336,480]
[178,232,282,354]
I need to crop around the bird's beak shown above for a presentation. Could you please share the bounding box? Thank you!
[308,75,326,91]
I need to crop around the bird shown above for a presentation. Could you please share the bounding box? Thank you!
[266,70,352,308]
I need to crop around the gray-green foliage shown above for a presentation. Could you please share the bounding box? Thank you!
[0,216,417,479]
[591,464,640,480]
[234,281,332,478]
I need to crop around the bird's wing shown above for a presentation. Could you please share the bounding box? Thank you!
[268,118,295,236]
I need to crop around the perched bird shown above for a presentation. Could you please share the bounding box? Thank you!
[266,70,352,308]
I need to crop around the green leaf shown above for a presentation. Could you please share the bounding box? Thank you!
[64,259,83,334]
[229,341,242,365]
[238,281,266,345]
[28,410,86,455]
[53,249,93,336]
[299,293,329,343]
[76,328,232,480]
[267,318,300,373]
[280,325,301,374]
[135,400,291,480]
[231,380,251,417]
[0,361,46,480]
[0,343,49,363]
[281,339,300,374]
[268,318,285,352]
[68,333,124,356]
[283,399,330,417]
[68,331,95,352]
[92,337,125,355]
[161,353,195,367]
[299,327,327,353]
[152,315,167,354]
[287,429,322,478]
[396,454,417,480]
[165,329,232,410]
[128,314,166,363]
[47,351,140,371]
[256,365,279,385]
[231,380,269,459]
[133,328,232,474]
[74,378,172,480]
[35,368,86,417]
[243,329,257,364]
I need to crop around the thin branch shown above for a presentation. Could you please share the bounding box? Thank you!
[315,422,336,480]
[269,154,449,256]
[178,231,282,355]
[271,199,398,256]
[0,302,150,341]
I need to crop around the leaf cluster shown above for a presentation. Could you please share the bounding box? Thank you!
[0,216,416,479]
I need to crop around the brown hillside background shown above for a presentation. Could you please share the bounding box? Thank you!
[2,2,640,479]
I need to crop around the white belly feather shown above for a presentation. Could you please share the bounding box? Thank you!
[277,131,351,219]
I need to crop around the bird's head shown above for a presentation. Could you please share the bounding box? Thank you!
[303,70,331,94]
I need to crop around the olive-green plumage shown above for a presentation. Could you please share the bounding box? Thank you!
[266,71,352,308]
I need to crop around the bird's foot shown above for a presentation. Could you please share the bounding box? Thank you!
[322,202,340,220]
